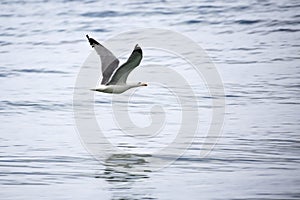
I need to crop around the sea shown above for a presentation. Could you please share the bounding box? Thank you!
[0,0,299,199]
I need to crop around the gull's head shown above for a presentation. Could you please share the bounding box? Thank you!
[138,81,148,86]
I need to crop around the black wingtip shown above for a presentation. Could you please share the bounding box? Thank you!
[134,44,142,55]
[134,44,140,49]
[86,34,100,47]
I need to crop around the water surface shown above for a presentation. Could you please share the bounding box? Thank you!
[1,0,300,199]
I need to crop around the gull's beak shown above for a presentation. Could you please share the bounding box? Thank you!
[142,83,148,86]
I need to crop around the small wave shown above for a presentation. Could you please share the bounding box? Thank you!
[0,68,68,78]
[270,28,300,33]
[12,68,68,74]
[27,39,82,46]
[0,72,16,78]
[0,100,70,112]
[81,11,119,18]
[230,5,250,11]
[184,19,203,24]
[225,94,244,98]
[225,60,258,64]
[0,14,14,17]
[92,28,109,33]
[196,5,222,9]
[266,19,300,27]
[197,5,224,13]
[277,102,300,105]
[278,4,300,9]
[235,19,263,25]
[231,47,262,51]
[0,41,13,46]
[0,67,18,78]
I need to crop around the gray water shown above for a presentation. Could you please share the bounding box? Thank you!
[1,0,300,199]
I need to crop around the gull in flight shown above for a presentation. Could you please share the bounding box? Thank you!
[86,35,147,94]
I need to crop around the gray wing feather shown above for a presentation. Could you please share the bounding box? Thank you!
[107,45,143,85]
[93,44,120,85]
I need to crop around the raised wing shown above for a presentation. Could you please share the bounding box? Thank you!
[86,35,119,85]
[107,44,143,85]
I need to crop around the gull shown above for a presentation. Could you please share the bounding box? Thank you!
[86,35,147,94]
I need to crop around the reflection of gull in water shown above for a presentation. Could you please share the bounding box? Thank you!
[86,35,148,94]
[95,153,154,199]
[95,153,151,182]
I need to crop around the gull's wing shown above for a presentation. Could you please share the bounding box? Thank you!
[86,35,119,85]
[107,44,143,85]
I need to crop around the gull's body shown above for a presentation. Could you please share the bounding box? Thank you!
[90,83,142,94]
[86,35,147,94]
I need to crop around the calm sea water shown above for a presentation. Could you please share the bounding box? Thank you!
[1,0,300,199]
